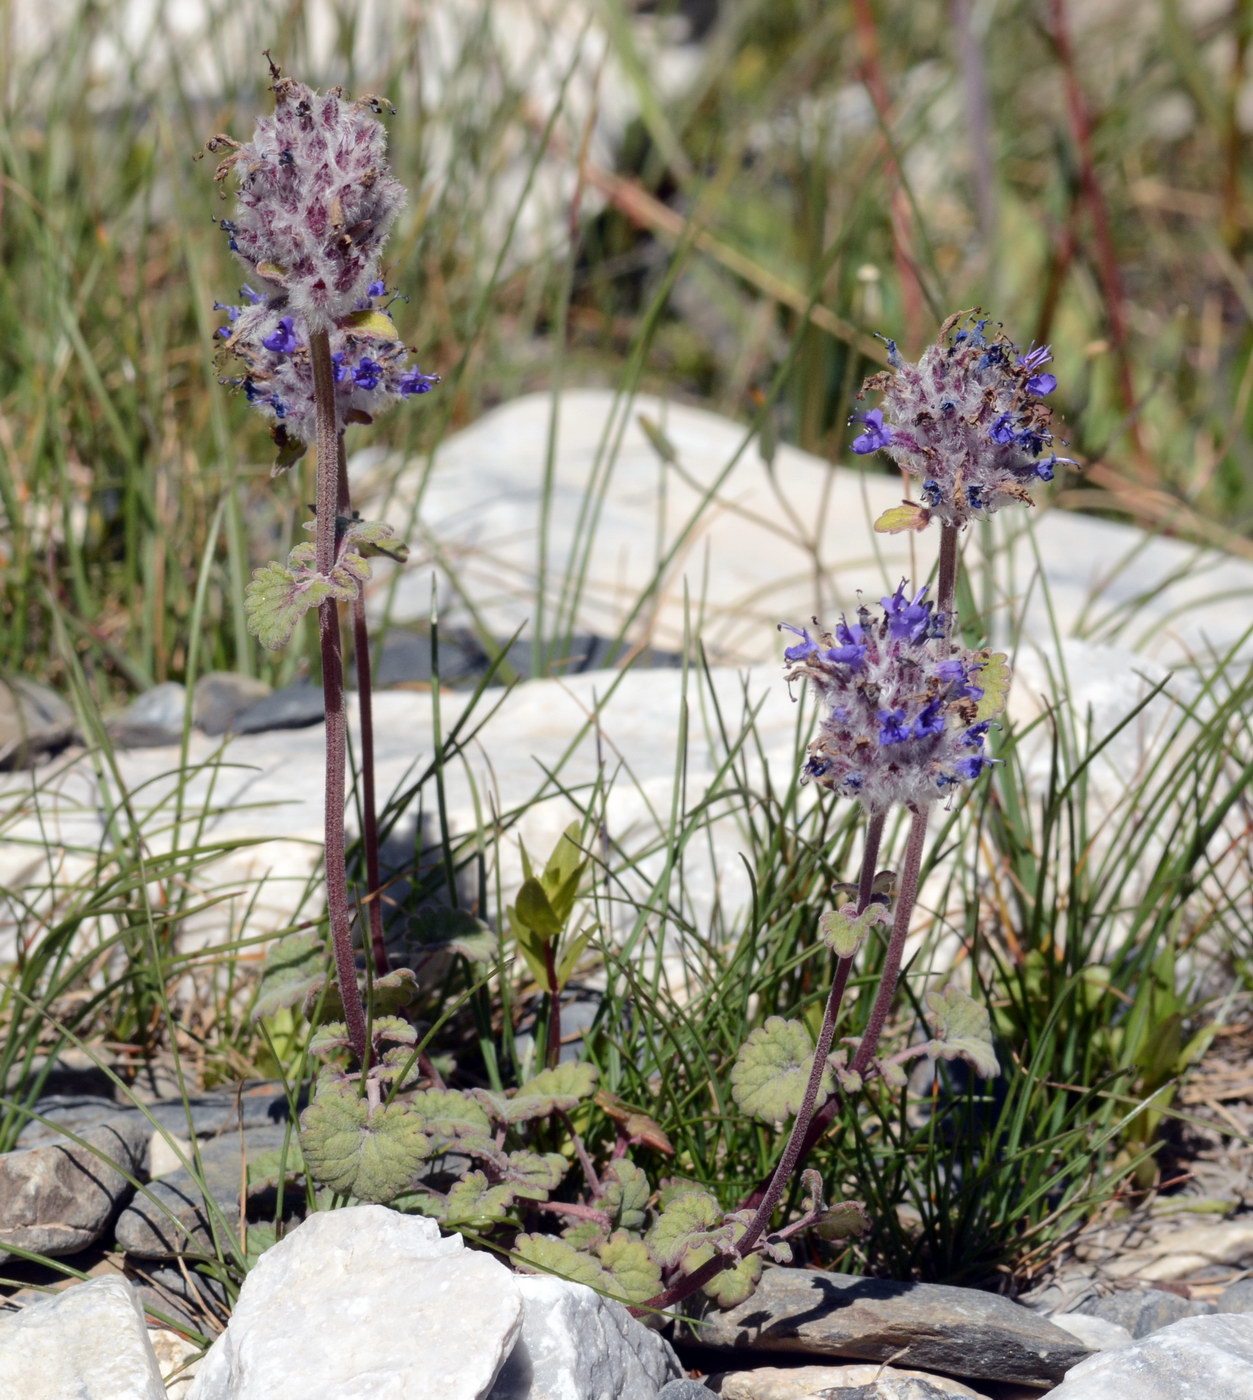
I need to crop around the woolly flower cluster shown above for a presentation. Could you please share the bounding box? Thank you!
[851,310,1075,532]
[781,583,1008,814]
[214,282,437,468]
[207,63,406,330]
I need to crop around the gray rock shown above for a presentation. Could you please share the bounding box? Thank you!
[192,672,271,736]
[656,1383,715,1400]
[18,1084,294,1149]
[0,1274,166,1399]
[1074,1287,1215,1338]
[686,1267,1090,1386]
[114,1122,295,1258]
[109,682,188,747]
[714,1364,991,1399]
[1048,1313,1253,1398]
[486,1274,682,1399]
[130,1261,231,1333]
[1218,1278,1253,1314]
[0,677,75,769]
[1048,1312,1133,1350]
[230,682,325,733]
[0,1118,147,1258]
[186,1206,523,1400]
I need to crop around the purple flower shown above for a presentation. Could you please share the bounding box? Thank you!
[912,697,946,739]
[353,357,384,391]
[881,581,932,641]
[367,279,387,298]
[397,368,439,396]
[989,413,1015,445]
[878,709,910,745]
[851,408,894,455]
[1018,345,1057,396]
[779,623,819,662]
[261,316,299,355]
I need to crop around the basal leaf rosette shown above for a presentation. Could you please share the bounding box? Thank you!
[780,581,1010,814]
[648,1188,762,1308]
[299,1079,431,1203]
[850,309,1076,532]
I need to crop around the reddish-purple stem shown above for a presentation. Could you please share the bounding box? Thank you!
[310,327,367,1066]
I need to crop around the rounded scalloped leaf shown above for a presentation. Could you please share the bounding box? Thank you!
[514,1233,611,1290]
[504,1150,568,1200]
[505,1061,598,1122]
[407,1088,494,1140]
[299,1082,431,1203]
[818,903,889,958]
[731,1017,835,1125]
[365,967,421,1014]
[600,1159,651,1233]
[370,1014,417,1047]
[814,1199,871,1242]
[443,1170,516,1226]
[252,931,328,1021]
[245,557,338,651]
[646,1187,723,1269]
[562,1219,608,1253]
[923,984,1000,1079]
[598,1232,663,1306]
[701,1251,762,1308]
[308,1021,354,1058]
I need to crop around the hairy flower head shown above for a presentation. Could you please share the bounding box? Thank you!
[205,59,406,331]
[781,581,1009,814]
[854,310,1076,534]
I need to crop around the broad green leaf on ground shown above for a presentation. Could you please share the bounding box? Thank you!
[818,902,889,958]
[923,985,1000,1079]
[252,931,327,1021]
[514,1233,610,1290]
[443,1171,516,1226]
[299,1081,431,1203]
[503,1150,567,1199]
[246,1139,305,1190]
[599,1232,663,1305]
[972,651,1012,721]
[243,1221,281,1269]
[731,1017,834,1125]
[408,1089,493,1140]
[502,1062,599,1122]
[600,1158,650,1232]
[814,1200,871,1242]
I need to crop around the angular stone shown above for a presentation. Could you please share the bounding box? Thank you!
[1075,1287,1214,1338]
[686,1267,1090,1386]
[1048,1312,1133,1350]
[230,682,325,733]
[1218,1278,1253,1314]
[193,672,272,736]
[149,1326,201,1399]
[186,1206,523,1399]
[0,677,75,769]
[109,682,189,747]
[714,1363,992,1399]
[0,1118,147,1258]
[1048,1313,1253,1398]
[656,1383,716,1400]
[486,1274,682,1399]
[114,1123,295,1258]
[0,1274,165,1399]
[130,1261,231,1333]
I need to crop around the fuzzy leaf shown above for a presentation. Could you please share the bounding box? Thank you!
[819,903,889,958]
[308,1021,354,1058]
[702,1252,762,1308]
[595,1092,675,1155]
[299,1082,431,1203]
[246,1140,305,1190]
[376,1046,423,1089]
[503,1150,567,1200]
[874,501,930,534]
[972,651,1012,722]
[760,1234,793,1265]
[599,1232,663,1305]
[562,1220,607,1252]
[514,1233,610,1290]
[731,1017,835,1125]
[408,1089,493,1141]
[252,931,327,1021]
[504,1062,598,1122]
[338,308,399,339]
[876,1059,909,1089]
[342,517,409,563]
[245,556,340,651]
[600,1159,651,1232]
[646,1187,724,1269]
[443,1171,516,1226]
[370,1015,417,1048]
[923,984,1000,1079]
[813,1199,871,1242]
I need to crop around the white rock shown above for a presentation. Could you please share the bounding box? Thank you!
[1048,1312,1133,1351]
[0,1275,166,1400]
[148,1327,201,1399]
[1102,1217,1253,1282]
[1049,1313,1253,1398]
[186,1205,522,1400]
[715,1362,991,1399]
[486,1274,681,1399]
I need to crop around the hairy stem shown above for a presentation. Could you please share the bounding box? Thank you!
[310,327,366,1065]
[544,942,563,1070]
[336,438,388,978]
[936,523,959,624]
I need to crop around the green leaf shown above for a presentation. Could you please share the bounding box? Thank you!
[923,985,1000,1079]
[408,1089,493,1141]
[514,877,563,938]
[599,1232,663,1305]
[637,414,679,465]
[244,1221,281,1269]
[504,1061,598,1122]
[562,1220,607,1252]
[337,308,399,339]
[818,903,889,958]
[299,1081,431,1203]
[600,1159,650,1232]
[370,1015,417,1048]
[973,651,1012,722]
[555,927,596,987]
[701,1252,762,1308]
[813,1200,871,1242]
[514,1233,610,1289]
[308,1021,354,1058]
[252,931,327,1021]
[731,1017,835,1125]
[342,517,409,564]
[502,1150,567,1200]
[246,1140,305,1190]
[366,968,421,1014]
[443,1171,516,1226]
[245,556,339,651]
[542,822,587,900]
[646,1187,723,1269]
